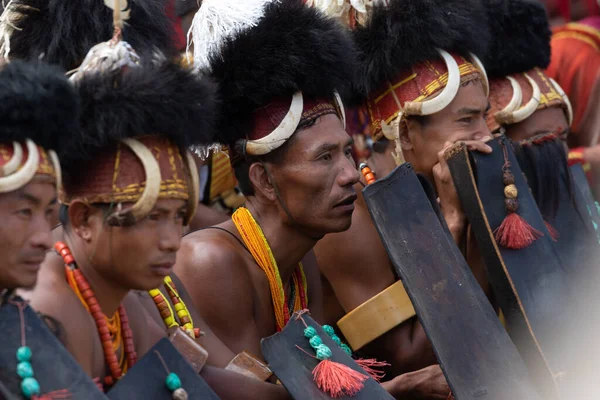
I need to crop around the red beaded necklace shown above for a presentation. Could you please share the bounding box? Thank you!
[55,241,137,388]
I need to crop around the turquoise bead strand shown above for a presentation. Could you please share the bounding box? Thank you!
[16,346,40,399]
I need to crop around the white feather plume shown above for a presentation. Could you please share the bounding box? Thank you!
[187,0,275,72]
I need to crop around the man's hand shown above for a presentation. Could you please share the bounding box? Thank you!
[433,139,492,244]
[381,364,451,400]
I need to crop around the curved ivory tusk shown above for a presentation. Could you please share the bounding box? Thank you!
[470,52,489,97]
[184,149,200,225]
[48,149,62,194]
[404,50,460,116]
[510,73,541,123]
[120,138,162,221]
[381,112,403,141]
[334,90,346,130]
[549,77,573,127]
[0,141,23,177]
[245,91,303,156]
[495,76,523,123]
[0,139,39,193]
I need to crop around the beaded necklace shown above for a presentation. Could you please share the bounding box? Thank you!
[55,242,137,388]
[232,207,308,331]
[148,276,201,339]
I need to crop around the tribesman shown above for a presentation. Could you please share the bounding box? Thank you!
[175,0,447,397]
[482,0,574,238]
[24,17,218,391]
[314,0,494,380]
[0,61,101,398]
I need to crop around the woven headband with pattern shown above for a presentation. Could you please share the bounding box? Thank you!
[487,68,573,133]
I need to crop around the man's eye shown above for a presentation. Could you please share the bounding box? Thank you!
[459,117,473,124]
[147,213,161,221]
[319,153,332,161]
[17,209,32,218]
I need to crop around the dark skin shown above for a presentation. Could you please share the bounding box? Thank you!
[315,81,493,392]
[174,114,441,398]
[505,107,570,143]
[22,199,189,381]
[0,179,56,291]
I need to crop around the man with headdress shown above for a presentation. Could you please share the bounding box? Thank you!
[0,60,97,398]
[482,0,574,236]
[313,0,493,380]
[175,0,448,397]
[23,16,219,390]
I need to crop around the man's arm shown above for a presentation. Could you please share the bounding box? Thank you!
[315,200,437,377]
[174,233,264,358]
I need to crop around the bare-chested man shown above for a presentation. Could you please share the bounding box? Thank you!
[314,0,494,380]
[175,0,449,398]
[24,39,218,389]
[0,61,87,398]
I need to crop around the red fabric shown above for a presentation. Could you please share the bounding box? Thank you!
[166,0,186,52]
[251,97,338,140]
[547,22,600,133]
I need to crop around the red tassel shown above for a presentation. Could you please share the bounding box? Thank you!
[33,389,72,399]
[544,220,559,242]
[494,212,543,249]
[355,358,390,382]
[313,359,368,398]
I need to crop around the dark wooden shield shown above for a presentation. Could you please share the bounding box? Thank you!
[446,136,584,399]
[0,299,107,399]
[107,338,220,399]
[362,163,540,400]
[261,312,393,400]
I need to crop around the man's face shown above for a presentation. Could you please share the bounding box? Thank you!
[0,181,56,289]
[403,80,491,181]
[505,107,570,144]
[84,198,188,290]
[267,114,360,237]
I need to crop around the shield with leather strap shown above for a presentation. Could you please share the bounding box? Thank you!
[445,135,585,399]
[0,298,107,399]
[261,311,393,400]
[361,163,540,400]
[107,338,220,399]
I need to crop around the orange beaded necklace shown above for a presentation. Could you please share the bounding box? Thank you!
[56,241,137,388]
[232,207,308,331]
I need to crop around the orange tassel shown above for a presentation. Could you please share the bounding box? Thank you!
[544,220,559,241]
[313,359,368,398]
[355,358,390,382]
[494,212,543,249]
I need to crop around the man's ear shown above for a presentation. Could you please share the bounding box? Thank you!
[68,201,95,242]
[400,117,417,151]
[248,162,277,202]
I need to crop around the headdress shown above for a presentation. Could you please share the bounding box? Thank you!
[353,0,490,144]
[0,61,79,193]
[483,0,573,133]
[483,0,573,231]
[189,0,357,163]
[58,4,217,226]
[0,0,177,70]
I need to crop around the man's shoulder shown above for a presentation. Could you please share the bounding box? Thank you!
[178,226,251,280]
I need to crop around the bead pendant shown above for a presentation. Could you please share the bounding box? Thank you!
[20,377,40,399]
[16,346,32,362]
[165,372,182,391]
[172,387,189,400]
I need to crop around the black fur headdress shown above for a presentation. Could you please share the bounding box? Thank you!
[353,0,490,96]
[59,62,218,175]
[3,0,177,70]
[482,0,551,78]
[205,0,358,148]
[0,61,79,150]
